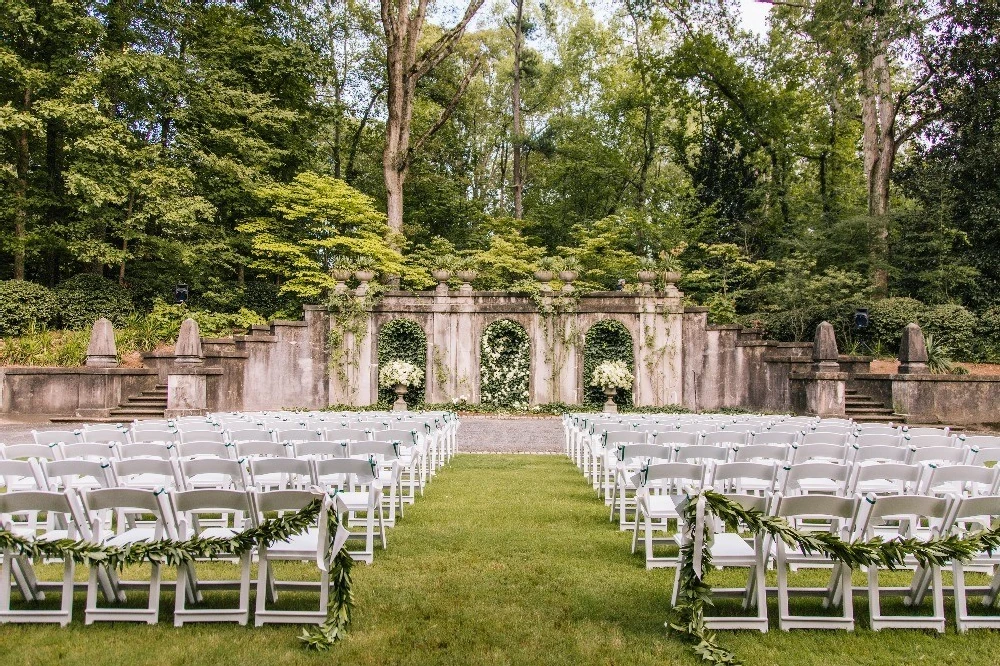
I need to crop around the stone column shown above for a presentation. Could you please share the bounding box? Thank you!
[165,370,209,418]
[85,318,118,367]
[898,323,929,374]
[790,321,847,417]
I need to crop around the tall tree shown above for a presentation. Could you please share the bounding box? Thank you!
[508,0,525,219]
[380,0,485,236]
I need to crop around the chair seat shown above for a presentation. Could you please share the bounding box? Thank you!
[339,492,375,511]
[105,527,158,547]
[646,495,680,519]
[265,528,321,558]
[199,527,240,540]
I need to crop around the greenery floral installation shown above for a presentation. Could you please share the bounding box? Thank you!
[670,489,1000,666]
[0,497,355,651]
[480,319,531,408]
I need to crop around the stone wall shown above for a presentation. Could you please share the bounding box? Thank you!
[0,367,158,417]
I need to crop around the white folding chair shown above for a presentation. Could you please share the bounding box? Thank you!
[0,491,81,626]
[82,488,171,624]
[780,462,851,496]
[349,440,405,526]
[168,488,255,626]
[608,443,671,529]
[310,458,385,562]
[631,462,706,569]
[949,495,1000,632]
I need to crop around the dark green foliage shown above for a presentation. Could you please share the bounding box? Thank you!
[0,281,59,336]
[864,297,926,354]
[920,303,978,361]
[54,274,135,330]
[377,319,427,405]
[582,320,634,407]
[976,305,1000,362]
[480,319,530,407]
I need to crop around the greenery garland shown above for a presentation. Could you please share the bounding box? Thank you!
[670,489,1000,666]
[0,497,353,650]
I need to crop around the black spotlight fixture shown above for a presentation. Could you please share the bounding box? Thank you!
[174,283,189,304]
[854,308,870,330]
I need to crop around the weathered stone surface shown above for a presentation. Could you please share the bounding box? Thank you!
[166,372,207,417]
[813,321,839,362]
[85,318,118,367]
[175,318,204,364]
[899,322,929,374]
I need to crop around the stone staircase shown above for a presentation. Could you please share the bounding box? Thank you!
[107,384,168,419]
[845,388,898,423]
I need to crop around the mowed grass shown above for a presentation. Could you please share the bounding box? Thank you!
[3,454,1000,665]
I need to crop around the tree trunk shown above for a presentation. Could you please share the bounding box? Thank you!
[861,42,895,297]
[510,0,524,219]
[13,88,31,281]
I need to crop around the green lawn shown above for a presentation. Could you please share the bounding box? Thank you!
[4,454,1000,665]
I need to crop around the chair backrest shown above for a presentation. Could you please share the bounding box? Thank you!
[31,429,80,446]
[790,443,849,465]
[118,442,174,460]
[0,459,45,489]
[702,431,748,448]
[964,435,1000,452]
[170,488,253,515]
[906,426,950,437]
[855,432,903,448]
[276,428,321,443]
[60,441,117,461]
[374,429,418,445]
[179,457,247,489]
[112,458,181,487]
[949,495,1000,529]
[349,440,400,460]
[179,428,225,444]
[751,432,799,446]
[852,444,909,464]
[41,459,114,490]
[768,423,806,435]
[615,443,672,464]
[130,425,178,444]
[294,440,350,459]
[324,428,372,443]
[774,493,861,538]
[673,444,729,464]
[81,427,130,445]
[652,431,700,447]
[924,465,999,496]
[800,431,850,446]
[865,494,951,537]
[236,440,288,458]
[856,425,900,437]
[226,428,274,444]
[905,434,955,449]
[733,444,789,464]
[909,446,967,466]
[605,431,648,447]
[249,457,312,489]
[712,461,777,488]
[2,443,60,461]
[313,457,378,485]
[639,462,706,486]
[85,487,164,513]
[781,461,851,495]
[0,490,78,529]
[254,489,322,514]
[850,462,922,493]
[177,441,233,460]
[971,446,1000,466]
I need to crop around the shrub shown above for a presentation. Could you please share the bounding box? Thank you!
[865,297,925,354]
[582,319,634,407]
[0,280,59,336]
[0,329,89,366]
[55,274,135,330]
[376,319,427,405]
[976,305,1000,362]
[920,303,978,361]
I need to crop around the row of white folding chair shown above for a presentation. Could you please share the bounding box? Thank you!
[673,491,1000,633]
[0,485,379,627]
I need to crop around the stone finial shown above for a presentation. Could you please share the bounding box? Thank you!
[175,318,204,364]
[85,318,118,367]
[898,322,928,374]
[812,321,839,370]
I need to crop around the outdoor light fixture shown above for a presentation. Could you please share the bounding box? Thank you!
[174,283,189,304]
[854,308,870,330]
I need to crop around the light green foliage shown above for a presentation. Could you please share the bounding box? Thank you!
[241,172,406,298]
[682,244,775,324]
[463,222,544,290]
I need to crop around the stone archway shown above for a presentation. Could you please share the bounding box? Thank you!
[479,319,531,408]
[376,318,428,405]
[582,319,635,407]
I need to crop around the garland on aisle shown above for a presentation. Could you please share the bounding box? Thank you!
[0,497,354,650]
[670,489,1000,666]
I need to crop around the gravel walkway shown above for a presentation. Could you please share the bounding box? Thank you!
[456,416,564,453]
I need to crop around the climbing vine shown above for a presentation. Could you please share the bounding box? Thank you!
[377,319,427,404]
[480,319,530,408]
[535,291,581,403]
[583,320,634,407]
[327,286,382,394]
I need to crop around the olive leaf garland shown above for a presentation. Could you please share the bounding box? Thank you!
[0,498,353,649]
[669,490,1000,666]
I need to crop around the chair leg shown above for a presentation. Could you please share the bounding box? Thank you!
[954,562,968,633]
[147,563,161,624]
[60,558,74,627]
[254,556,269,626]
[174,562,188,626]
[868,566,882,630]
[776,552,790,631]
[238,551,251,626]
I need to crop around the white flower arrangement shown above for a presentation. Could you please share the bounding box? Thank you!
[480,320,530,408]
[378,359,424,388]
[590,360,633,390]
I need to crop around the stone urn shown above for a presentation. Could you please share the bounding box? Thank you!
[603,387,619,414]
[331,268,352,294]
[354,269,375,283]
[431,269,452,282]
[558,270,579,283]
[637,270,657,292]
[456,269,477,294]
[661,270,681,284]
[534,269,555,282]
[392,384,409,412]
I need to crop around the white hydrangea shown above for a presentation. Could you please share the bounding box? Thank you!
[590,360,633,390]
[480,320,530,408]
[378,359,425,388]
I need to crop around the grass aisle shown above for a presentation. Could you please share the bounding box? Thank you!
[5,454,1000,664]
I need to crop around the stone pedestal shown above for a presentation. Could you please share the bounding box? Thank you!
[85,318,118,367]
[175,318,204,364]
[812,320,840,372]
[165,368,219,418]
[899,323,929,374]
[790,371,847,417]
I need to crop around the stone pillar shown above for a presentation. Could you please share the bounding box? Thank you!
[165,369,209,418]
[175,318,204,364]
[898,323,929,374]
[85,318,118,367]
[812,321,840,371]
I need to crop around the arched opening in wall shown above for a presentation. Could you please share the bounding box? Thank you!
[377,319,427,406]
[583,319,634,407]
[480,319,530,408]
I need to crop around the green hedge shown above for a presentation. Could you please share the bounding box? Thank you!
[0,280,59,336]
[582,319,634,407]
[377,319,427,405]
[55,274,135,330]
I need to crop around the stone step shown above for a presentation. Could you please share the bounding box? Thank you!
[850,413,903,423]
[124,397,168,406]
[108,406,167,416]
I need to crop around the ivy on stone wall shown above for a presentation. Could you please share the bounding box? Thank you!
[377,319,427,404]
[480,319,530,408]
[583,319,634,407]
